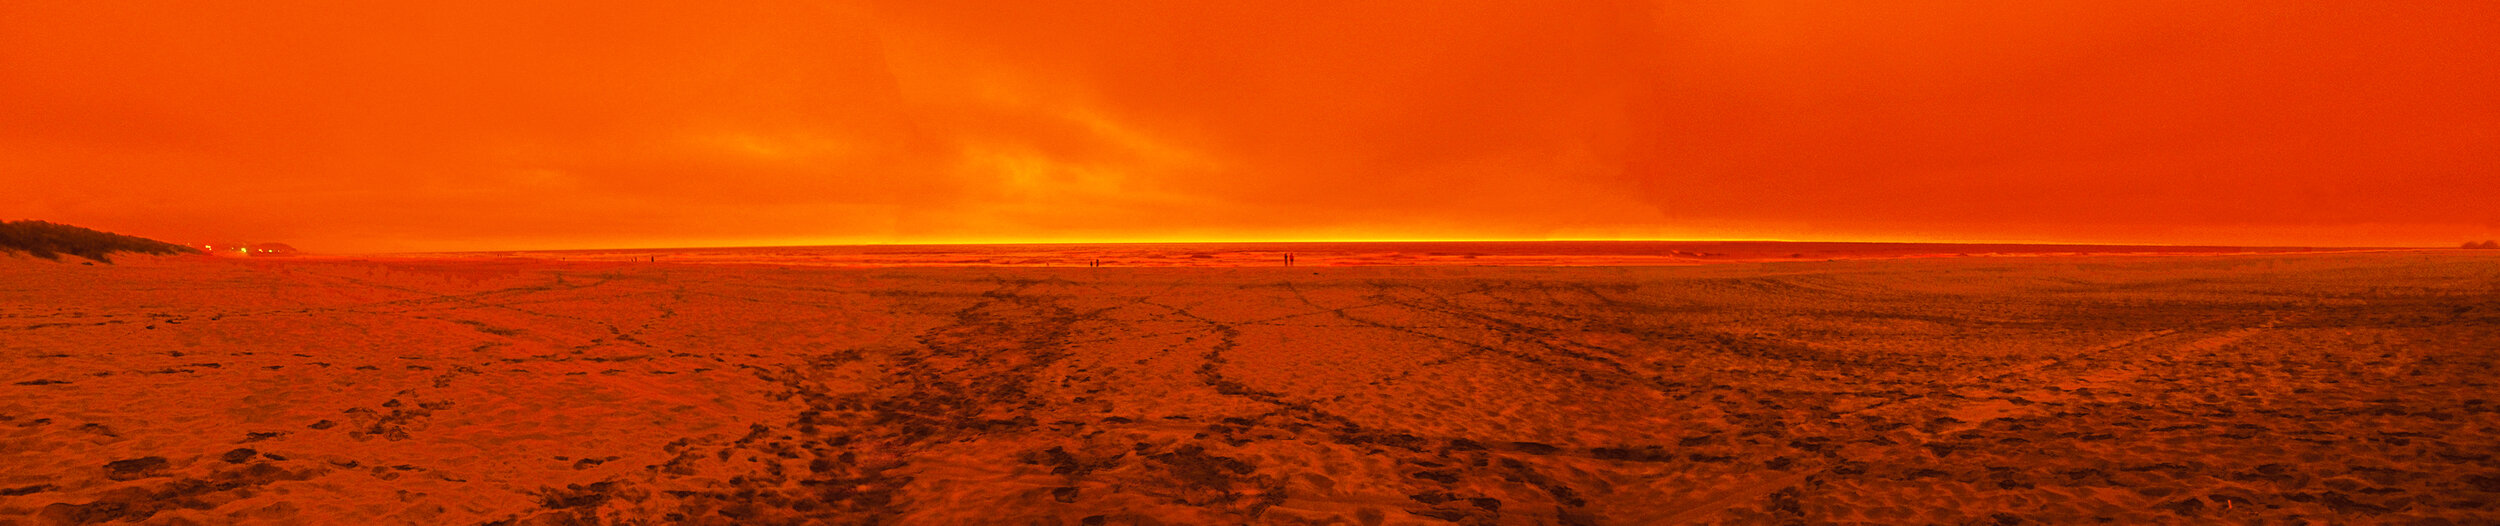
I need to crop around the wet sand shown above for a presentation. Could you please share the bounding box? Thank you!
[3,251,2497,524]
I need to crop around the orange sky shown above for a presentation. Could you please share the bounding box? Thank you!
[4,1,2494,252]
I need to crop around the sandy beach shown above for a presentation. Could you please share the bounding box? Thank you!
[4,250,2497,524]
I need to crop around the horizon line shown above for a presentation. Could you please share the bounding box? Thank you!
[377,237,2434,256]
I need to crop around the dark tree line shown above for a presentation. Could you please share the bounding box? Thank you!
[2464,240,2500,250]
[0,220,198,263]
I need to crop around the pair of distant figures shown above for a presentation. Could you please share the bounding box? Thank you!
[1080,254,1296,267]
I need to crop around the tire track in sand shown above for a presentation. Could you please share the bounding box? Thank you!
[1631,312,2288,524]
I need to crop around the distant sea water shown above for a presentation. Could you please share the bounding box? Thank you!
[432,241,2368,267]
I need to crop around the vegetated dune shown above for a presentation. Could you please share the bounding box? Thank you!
[0,221,196,263]
[1,251,2496,524]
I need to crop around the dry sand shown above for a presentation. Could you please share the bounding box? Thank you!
[2,251,2497,524]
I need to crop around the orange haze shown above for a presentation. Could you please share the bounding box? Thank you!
[4,1,2494,252]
